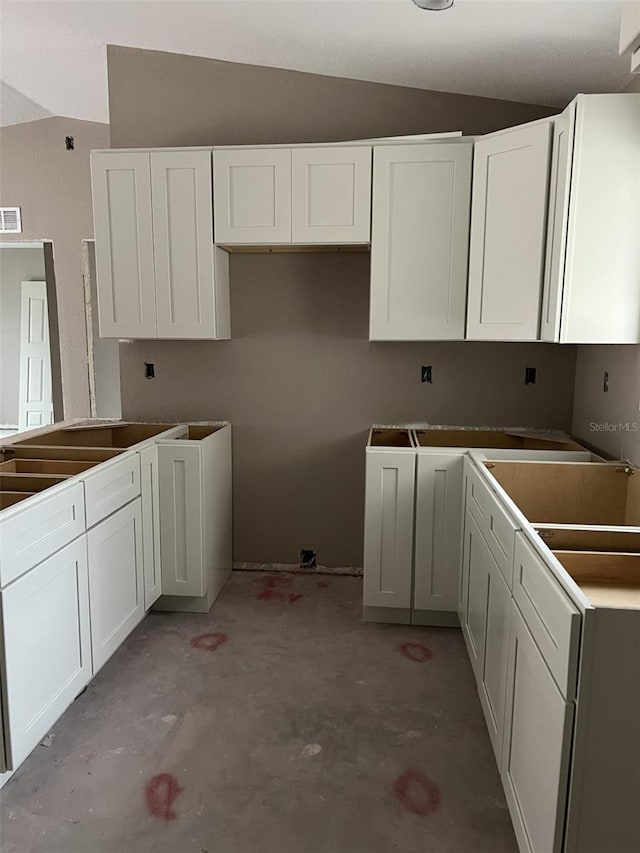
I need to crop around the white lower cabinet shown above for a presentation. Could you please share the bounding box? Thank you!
[156,425,232,610]
[502,601,574,853]
[139,444,162,610]
[363,450,416,618]
[87,498,145,673]
[413,453,464,620]
[1,536,92,769]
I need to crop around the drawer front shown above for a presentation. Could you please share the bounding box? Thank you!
[465,459,489,529]
[484,490,519,588]
[0,482,86,586]
[83,453,141,528]
[513,533,581,698]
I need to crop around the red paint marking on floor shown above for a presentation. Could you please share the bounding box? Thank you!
[190,632,228,652]
[393,769,440,816]
[317,581,330,588]
[144,773,183,820]
[256,588,286,602]
[288,593,303,603]
[399,642,432,663]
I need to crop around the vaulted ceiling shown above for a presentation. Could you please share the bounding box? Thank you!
[0,0,632,127]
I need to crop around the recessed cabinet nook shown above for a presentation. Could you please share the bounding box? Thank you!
[90,92,640,345]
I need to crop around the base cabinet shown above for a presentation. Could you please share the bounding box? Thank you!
[501,602,574,853]
[363,450,416,616]
[461,512,490,679]
[87,498,145,673]
[156,425,232,610]
[413,453,464,618]
[1,536,92,769]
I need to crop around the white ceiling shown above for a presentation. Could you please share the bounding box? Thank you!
[0,0,633,127]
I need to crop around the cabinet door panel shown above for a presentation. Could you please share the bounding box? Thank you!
[158,444,204,597]
[502,602,574,853]
[87,499,145,672]
[91,151,157,338]
[467,122,552,341]
[83,452,141,529]
[139,445,162,609]
[2,536,91,769]
[213,149,291,244]
[363,451,415,610]
[370,143,472,340]
[291,146,371,243]
[480,552,511,765]
[414,453,463,613]
[151,150,220,339]
[462,512,489,680]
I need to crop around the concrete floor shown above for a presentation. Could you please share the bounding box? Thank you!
[0,572,517,853]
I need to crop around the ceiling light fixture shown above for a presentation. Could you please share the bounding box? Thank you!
[411,0,454,9]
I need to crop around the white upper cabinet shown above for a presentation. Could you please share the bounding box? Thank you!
[620,1,640,69]
[92,149,229,340]
[291,147,371,244]
[91,152,157,339]
[213,148,292,244]
[151,150,220,339]
[541,94,640,344]
[213,145,372,246]
[466,121,552,341]
[369,143,472,341]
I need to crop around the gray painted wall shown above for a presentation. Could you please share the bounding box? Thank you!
[109,46,578,566]
[0,246,46,425]
[0,117,111,419]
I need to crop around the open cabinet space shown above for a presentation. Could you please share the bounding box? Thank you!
[552,549,640,608]
[486,461,640,526]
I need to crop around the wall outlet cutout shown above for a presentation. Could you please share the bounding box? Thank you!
[144,362,155,379]
[603,371,609,392]
[65,136,75,150]
[525,367,537,385]
[421,365,433,384]
[299,549,317,569]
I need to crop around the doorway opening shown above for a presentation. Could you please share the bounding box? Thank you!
[0,241,62,437]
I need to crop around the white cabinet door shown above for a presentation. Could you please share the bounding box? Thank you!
[363,451,415,611]
[91,151,157,338]
[479,548,511,765]
[502,602,574,853]
[466,122,552,341]
[1,536,91,770]
[82,452,141,529]
[139,445,162,610]
[213,148,291,244]
[370,143,472,341]
[291,146,372,243]
[158,443,204,597]
[540,103,575,342]
[461,511,489,681]
[87,498,145,672]
[413,453,463,614]
[151,150,224,339]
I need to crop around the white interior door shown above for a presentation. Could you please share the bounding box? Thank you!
[18,281,53,431]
